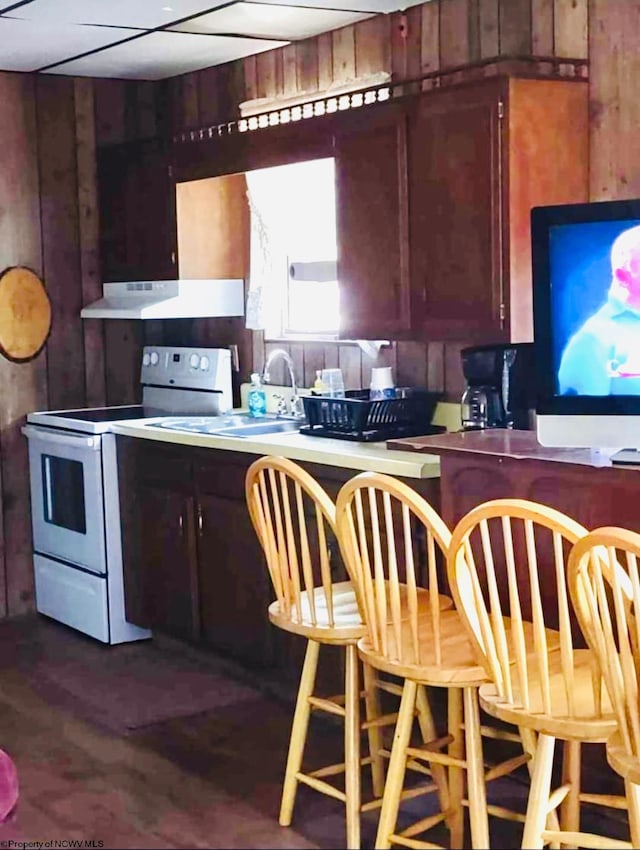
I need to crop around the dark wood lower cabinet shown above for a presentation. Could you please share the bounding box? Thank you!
[118,435,440,696]
[196,491,273,667]
[139,484,200,642]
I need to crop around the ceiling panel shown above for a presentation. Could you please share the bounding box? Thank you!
[0,17,137,72]
[171,3,373,40]
[46,30,289,80]
[0,0,229,29]
[245,0,426,10]
[0,0,430,80]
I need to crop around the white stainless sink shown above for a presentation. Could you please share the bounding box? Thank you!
[209,420,301,438]
[153,414,301,438]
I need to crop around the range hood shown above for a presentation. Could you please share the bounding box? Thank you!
[80,280,245,320]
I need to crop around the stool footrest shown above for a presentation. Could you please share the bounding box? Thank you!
[307,755,375,780]
[374,678,405,698]
[406,743,465,769]
[389,839,444,850]
[296,771,346,803]
[484,752,530,782]
[308,695,346,717]
[484,802,526,823]
[478,723,522,743]
[546,783,571,814]
[541,830,632,850]
[361,710,399,730]
[580,792,629,810]
[398,810,449,841]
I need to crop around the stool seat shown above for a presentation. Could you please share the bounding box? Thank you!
[607,730,640,788]
[268,581,365,641]
[269,581,453,642]
[358,609,487,685]
[479,648,616,740]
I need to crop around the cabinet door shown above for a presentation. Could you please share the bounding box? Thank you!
[196,492,273,668]
[139,485,200,641]
[409,80,505,340]
[98,140,177,282]
[335,101,411,339]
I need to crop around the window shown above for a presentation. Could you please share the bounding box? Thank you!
[246,158,339,338]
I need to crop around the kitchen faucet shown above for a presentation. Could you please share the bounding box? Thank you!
[261,349,305,419]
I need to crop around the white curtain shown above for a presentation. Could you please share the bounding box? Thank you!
[245,158,336,332]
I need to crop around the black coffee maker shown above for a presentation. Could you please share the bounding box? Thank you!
[460,343,536,430]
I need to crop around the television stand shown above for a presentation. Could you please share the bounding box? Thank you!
[610,449,640,466]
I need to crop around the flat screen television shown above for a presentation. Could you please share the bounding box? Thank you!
[532,197,640,462]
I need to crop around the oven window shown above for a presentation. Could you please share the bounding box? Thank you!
[41,455,87,534]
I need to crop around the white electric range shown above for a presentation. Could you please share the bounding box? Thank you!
[22,345,233,644]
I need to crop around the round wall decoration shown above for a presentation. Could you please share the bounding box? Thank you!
[0,266,52,362]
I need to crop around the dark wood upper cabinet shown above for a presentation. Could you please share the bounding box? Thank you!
[98,140,177,282]
[100,75,587,345]
[334,100,411,339]
[408,81,502,340]
[336,75,588,343]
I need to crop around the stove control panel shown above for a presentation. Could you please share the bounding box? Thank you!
[140,346,231,392]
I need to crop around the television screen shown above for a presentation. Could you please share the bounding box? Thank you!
[550,218,640,396]
[532,198,640,453]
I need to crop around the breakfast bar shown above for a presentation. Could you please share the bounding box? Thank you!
[387,429,640,533]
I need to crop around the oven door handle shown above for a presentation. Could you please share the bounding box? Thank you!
[21,425,101,451]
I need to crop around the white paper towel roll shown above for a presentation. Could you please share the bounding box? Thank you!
[289,260,337,281]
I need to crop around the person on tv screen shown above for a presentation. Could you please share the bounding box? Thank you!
[558,224,640,395]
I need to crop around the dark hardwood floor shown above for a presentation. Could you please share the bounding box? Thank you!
[0,615,629,849]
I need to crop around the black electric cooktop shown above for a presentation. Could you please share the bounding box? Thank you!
[51,405,146,423]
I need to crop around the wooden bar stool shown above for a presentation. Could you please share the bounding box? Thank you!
[336,471,499,850]
[448,498,623,849]
[569,525,640,848]
[245,456,388,850]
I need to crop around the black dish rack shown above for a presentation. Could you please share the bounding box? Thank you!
[299,388,444,442]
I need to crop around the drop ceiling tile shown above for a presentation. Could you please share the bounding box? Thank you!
[244,0,426,11]
[1,0,229,29]
[171,3,373,40]
[46,30,289,80]
[0,17,138,72]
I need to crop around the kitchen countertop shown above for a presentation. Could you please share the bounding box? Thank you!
[111,418,441,480]
[387,429,618,469]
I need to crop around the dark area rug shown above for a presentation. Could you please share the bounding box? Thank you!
[0,615,261,734]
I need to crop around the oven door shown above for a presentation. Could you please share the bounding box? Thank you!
[22,425,107,574]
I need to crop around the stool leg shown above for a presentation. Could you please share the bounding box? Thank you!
[464,686,489,850]
[520,727,560,838]
[521,732,556,850]
[375,679,417,850]
[625,780,640,847]
[415,684,450,818]
[279,638,320,827]
[560,739,581,846]
[362,660,385,799]
[344,644,361,850]
[447,687,465,848]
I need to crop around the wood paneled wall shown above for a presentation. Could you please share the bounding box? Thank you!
[0,74,103,617]
[139,0,588,399]
[0,0,636,618]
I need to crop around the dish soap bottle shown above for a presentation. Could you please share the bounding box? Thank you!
[248,372,267,418]
[312,370,326,396]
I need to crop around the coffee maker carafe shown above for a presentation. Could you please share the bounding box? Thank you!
[460,343,536,431]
